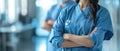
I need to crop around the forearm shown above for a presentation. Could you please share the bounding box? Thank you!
[48,20,55,26]
[63,27,97,47]
[42,21,52,31]
[69,35,94,48]
[42,25,52,31]
[61,40,80,48]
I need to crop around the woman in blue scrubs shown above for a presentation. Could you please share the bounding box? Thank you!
[49,0,113,51]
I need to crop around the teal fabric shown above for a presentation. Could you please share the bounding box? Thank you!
[49,2,113,51]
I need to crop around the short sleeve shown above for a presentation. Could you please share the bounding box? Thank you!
[45,10,52,21]
[45,5,57,21]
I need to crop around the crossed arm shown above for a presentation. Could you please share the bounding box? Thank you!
[61,27,97,48]
[42,20,55,31]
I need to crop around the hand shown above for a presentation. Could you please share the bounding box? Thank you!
[48,20,55,26]
[63,33,72,40]
[42,21,52,31]
[90,27,97,34]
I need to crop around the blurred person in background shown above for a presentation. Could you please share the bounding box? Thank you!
[42,0,74,31]
[42,0,75,51]
[49,0,113,51]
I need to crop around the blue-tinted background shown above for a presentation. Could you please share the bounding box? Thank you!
[0,0,120,51]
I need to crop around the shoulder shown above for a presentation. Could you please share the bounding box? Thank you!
[52,4,59,8]
[97,6,110,16]
[49,4,59,11]
[58,1,78,21]
[63,1,77,11]
[96,5,111,19]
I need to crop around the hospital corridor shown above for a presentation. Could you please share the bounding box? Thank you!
[0,0,120,51]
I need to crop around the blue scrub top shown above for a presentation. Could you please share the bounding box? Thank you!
[45,1,75,21]
[49,2,113,51]
[47,1,76,51]
[46,4,63,51]
[45,4,62,21]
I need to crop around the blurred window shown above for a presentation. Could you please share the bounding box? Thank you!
[21,0,28,16]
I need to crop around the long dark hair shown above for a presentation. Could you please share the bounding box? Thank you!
[89,0,99,25]
[75,0,80,3]
[75,0,100,25]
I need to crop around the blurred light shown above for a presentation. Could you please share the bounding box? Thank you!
[21,0,28,16]
[36,0,56,10]
[0,10,1,20]
[8,0,16,23]
[105,0,111,5]
[36,39,47,51]
[10,25,16,32]
[0,0,4,20]
[38,43,46,51]
[21,8,27,16]
[36,28,49,36]
[0,0,5,13]
[114,0,119,8]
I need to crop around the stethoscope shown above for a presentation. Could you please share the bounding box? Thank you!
[65,11,93,35]
[65,19,71,26]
